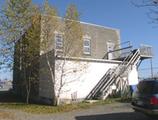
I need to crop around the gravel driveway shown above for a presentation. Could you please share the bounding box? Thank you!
[0,103,151,120]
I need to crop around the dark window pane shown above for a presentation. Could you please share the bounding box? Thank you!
[84,47,90,53]
[137,80,158,94]
[84,40,90,46]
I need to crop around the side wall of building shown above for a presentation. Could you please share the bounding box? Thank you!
[13,40,23,96]
[39,50,55,103]
[39,57,121,103]
[13,25,41,100]
[81,23,120,59]
[40,16,121,59]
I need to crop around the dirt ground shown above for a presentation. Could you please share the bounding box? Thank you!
[0,91,151,120]
[0,103,151,120]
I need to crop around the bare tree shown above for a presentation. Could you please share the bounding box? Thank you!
[21,13,41,104]
[132,0,158,24]
[41,3,85,105]
[0,0,85,105]
[55,4,84,105]
[40,1,59,105]
[63,4,83,57]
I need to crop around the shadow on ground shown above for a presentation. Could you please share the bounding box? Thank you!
[75,112,151,120]
[0,90,23,103]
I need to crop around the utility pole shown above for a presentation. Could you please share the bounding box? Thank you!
[150,58,153,78]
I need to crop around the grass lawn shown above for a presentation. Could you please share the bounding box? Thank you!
[0,99,116,114]
[0,90,131,114]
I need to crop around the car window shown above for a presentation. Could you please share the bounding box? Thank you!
[137,81,154,94]
[153,82,158,94]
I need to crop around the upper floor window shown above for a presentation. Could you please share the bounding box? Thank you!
[55,32,63,50]
[83,35,91,55]
[107,41,115,59]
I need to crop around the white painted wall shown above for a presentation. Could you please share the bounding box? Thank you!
[128,65,139,85]
[55,59,119,100]
[39,57,139,102]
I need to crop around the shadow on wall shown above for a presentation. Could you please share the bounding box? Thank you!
[75,112,149,120]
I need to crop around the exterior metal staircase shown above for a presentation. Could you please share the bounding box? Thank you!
[86,49,141,100]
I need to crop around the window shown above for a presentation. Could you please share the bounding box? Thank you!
[83,35,91,55]
[55,33,63,50]
[107,41,115,59]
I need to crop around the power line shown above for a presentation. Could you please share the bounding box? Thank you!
[139,67,158,71]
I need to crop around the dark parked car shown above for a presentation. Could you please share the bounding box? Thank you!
[131,78,158,118]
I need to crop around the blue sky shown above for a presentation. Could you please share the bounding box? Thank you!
[1,0,158,79]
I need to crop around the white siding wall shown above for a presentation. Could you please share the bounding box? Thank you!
[55,59,119,100]
[39,58,139,101]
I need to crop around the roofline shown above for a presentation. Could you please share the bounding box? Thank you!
[56,56,122,64]
[80,21,120,31]
[41,15,120,32]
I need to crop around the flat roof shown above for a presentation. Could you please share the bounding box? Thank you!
[80,21,120,31]
[42,15,120,32]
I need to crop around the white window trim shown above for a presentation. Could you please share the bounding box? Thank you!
[83,35,91,55]
[107,41,115,60]
[54,31,64,52]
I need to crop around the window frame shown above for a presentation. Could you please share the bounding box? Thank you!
[83,35,91,55]
[54,31,64,51]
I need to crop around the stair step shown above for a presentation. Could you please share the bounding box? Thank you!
[86,49,140,100]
